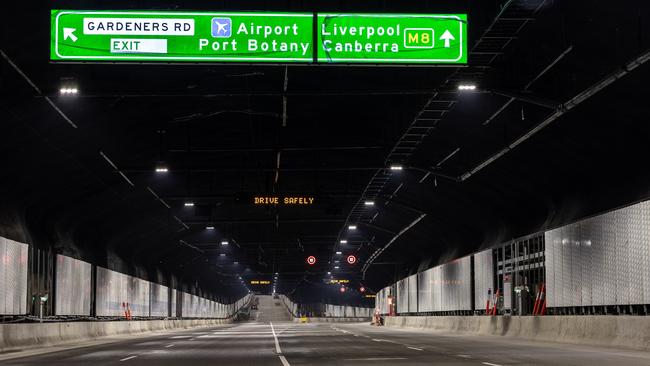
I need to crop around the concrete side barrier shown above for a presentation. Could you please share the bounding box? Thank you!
[0,318,232,352]
[292,317,370,323]
[383,316,650,351]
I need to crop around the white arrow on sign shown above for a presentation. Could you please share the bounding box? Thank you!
[439,29,455,48]
[63,28,78,42]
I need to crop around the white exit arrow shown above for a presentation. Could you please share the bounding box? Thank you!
[63,28,78,42]
[440,29,455,48]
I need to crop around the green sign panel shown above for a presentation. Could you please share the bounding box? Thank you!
[317,13,467,64]
[51,10,314,62]
[51,11,468,64]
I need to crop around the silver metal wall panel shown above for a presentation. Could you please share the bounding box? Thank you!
[0,237,28,315]
[427,256,473,312]
[396,278,408,313]
[96,267,150,317]
[96,267,128,316]
[461,255,472,310]
[628,203,645,304]
[640,200,648,304]
[591,215,605,306]
[544,200,650,308]
[549,228,560,307]
[570,223,582,307]
[560,226,570,308]
[433,266,442,312]
[615,210,630,305]
[171,289,177,317]
[54,255,91,316]
[182,292,196,317]
[417,269,433,312]
[580,219,593,306]
[544,229,557,307]
[150,283,169,317]
[377,286,390,314]
[408,274,418,313]
[130,277,150,317]
[602,213,618,306]
[473,249,494,311]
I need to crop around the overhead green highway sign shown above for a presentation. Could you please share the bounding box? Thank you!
[50,10,314,62]
[51,11,468,65]
[317,13,467,64]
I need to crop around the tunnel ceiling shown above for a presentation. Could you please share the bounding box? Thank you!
[1,0,649,299]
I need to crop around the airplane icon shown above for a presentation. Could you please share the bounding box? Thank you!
[211,17,232,38]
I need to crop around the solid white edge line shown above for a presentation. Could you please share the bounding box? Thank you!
[165,344,174,348]
[407,346,423,351]
[120,355,137,361]
[279,355,291,366]
[482,362,503,366]
[270,322,282,354]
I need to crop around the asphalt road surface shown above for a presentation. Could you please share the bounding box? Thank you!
[3,320,650,366]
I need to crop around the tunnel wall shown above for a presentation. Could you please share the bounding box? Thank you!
[55,255,92,316]
[545,200,650,307]
[0,237,29,315]
[383,315,650,351]
[280,295,372,319]
[377,199,650,315]
[0,241,252,320]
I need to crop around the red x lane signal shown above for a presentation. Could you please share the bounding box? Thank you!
[306,255,317,265]
[346,255,357,265]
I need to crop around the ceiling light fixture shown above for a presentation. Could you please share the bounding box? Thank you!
[389,165,403,170]
[59,87,78,94]
[364,201,375,206]
[458,84,477,91]
[155,167,168,173]
[184,202,194,207]
[348,225,357,230]
[206,226,215,230]
[221,240,229,245]
[336,251,342,255]
[340,240,347,244]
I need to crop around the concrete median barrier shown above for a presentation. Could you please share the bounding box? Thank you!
[383,315,650,351]
[0,318,232,353]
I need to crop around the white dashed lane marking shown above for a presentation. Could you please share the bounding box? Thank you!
[279,355,291,366]
[119,355,137,362]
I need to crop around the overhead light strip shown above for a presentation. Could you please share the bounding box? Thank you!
[147,186,171,208]
[99,151,134,187]
[362,213,426,278]
[0,49,78,128]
